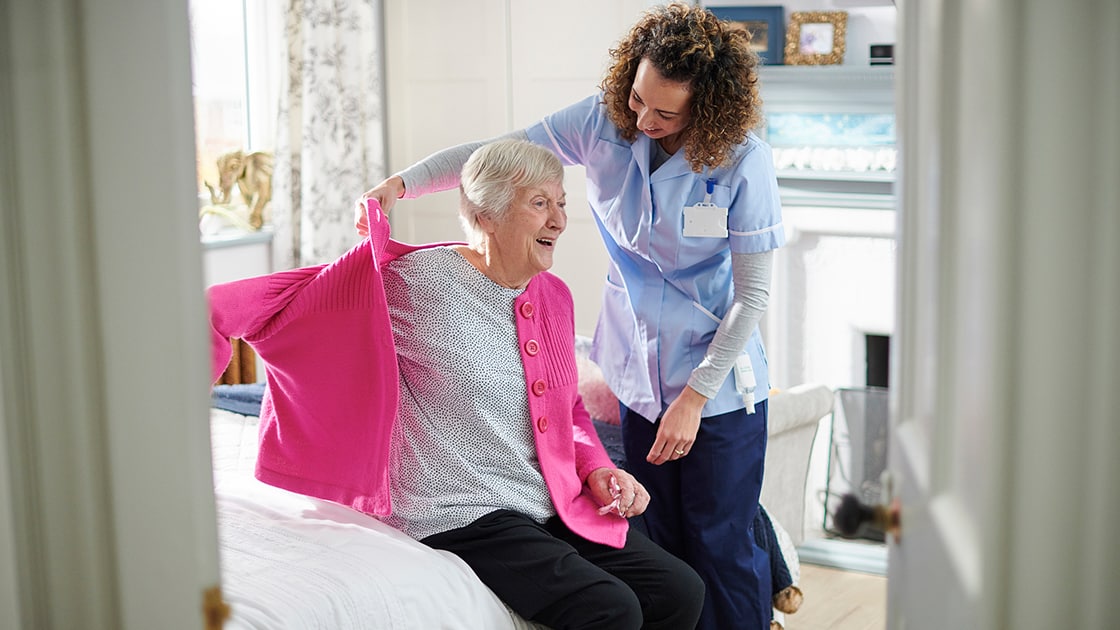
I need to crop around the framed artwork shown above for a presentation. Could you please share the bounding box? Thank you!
[784,11,848,66]
[708,6,785,65]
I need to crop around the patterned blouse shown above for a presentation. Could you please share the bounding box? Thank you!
[381,247,555,541]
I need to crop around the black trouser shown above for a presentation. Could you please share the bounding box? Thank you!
[622,402,772,630]
[423,509,705,630]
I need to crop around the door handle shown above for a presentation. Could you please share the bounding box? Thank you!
[833,493,901,542]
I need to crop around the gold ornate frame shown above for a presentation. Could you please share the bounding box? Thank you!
[784,11,848,66]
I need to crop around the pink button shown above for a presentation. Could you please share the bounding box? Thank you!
[537,416,549,433]
[519,302,535,318]
[531,379,547,396]
[525,339,540,356]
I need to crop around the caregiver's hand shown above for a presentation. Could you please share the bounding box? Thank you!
[647,386,705,465]
[355,175,405,237]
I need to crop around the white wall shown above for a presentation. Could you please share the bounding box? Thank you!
[772,207,896,390]
[384,1,898,346]
[384,0,653,337]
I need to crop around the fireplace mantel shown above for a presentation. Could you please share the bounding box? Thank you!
[759,66,895,111]
[758,66,897,210]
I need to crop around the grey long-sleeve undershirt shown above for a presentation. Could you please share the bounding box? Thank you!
[397,132,528,198]
[687,250,772,399]
[394,134,773,403]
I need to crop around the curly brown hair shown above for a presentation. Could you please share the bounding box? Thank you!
[600,3,763,172]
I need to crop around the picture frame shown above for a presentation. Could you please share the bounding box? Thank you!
[784,11,848,66]
[708,6,785,66]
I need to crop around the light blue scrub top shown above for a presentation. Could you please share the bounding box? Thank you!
[525,94,786,421]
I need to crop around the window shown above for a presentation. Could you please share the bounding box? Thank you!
[188,0,281,199]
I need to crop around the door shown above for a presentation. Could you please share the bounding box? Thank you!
[889,0,1003,626]
[1,0,223,627]
[889,1,1119,628]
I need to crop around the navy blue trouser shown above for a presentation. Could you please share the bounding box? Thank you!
[622,401,772,630]
[422,509,705,630]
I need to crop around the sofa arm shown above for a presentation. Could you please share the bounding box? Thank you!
[768,383,834,437]
[762,383,834,547]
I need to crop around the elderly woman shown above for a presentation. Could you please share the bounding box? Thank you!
[208,139,703,630]
[383,139,703,629]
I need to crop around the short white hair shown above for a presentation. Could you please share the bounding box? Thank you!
[458,139,564,246]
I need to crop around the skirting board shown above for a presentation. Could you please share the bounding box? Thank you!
[797,537,888,576]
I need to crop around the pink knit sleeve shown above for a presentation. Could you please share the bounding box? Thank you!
[205,268,321,383]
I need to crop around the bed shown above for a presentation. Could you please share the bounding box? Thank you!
[208,338,831,629]
[209,394,546,630]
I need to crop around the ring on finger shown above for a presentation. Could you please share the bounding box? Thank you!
[674,448,685,455]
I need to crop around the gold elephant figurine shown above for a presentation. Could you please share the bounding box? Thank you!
[205,150,274,230]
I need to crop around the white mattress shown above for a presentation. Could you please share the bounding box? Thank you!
[210,408,543,630]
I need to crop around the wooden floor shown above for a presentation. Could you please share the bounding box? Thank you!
[781,563,887,630]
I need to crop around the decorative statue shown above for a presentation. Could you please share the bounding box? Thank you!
[205,150,274,230]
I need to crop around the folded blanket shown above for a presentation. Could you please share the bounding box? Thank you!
[212,383,629,466]
[211,383,266,416]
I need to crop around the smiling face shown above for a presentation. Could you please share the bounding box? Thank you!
[478,179,567,289]
[629,57,692,154]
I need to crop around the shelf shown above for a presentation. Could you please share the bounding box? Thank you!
[761,65,894,82]
[779,188,895,211]
[777,169,894,183]
[760,66,895,112]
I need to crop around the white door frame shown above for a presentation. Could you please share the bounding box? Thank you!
[890,0,1120,628]
[0,0,221,628]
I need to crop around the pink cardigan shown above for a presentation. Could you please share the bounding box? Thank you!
[207,209,628,547]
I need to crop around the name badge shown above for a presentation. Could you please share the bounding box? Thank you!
[683,203,728,238]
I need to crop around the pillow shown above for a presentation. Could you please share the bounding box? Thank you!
[574,336,620,425]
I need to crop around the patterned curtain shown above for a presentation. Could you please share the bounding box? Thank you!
[272,0,385,269]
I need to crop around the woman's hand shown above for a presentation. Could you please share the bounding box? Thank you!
[646,385,706,465]
[355,175,405,237]
[587,467,649,518]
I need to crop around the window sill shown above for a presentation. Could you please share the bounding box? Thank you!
[201,226,274,251]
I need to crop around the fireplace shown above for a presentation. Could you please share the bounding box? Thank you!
[865,333,890,389]
[755,68,897,564]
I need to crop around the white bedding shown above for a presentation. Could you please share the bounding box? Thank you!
[210,408,542,630]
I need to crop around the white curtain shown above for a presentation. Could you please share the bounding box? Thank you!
[272,0,386,269]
